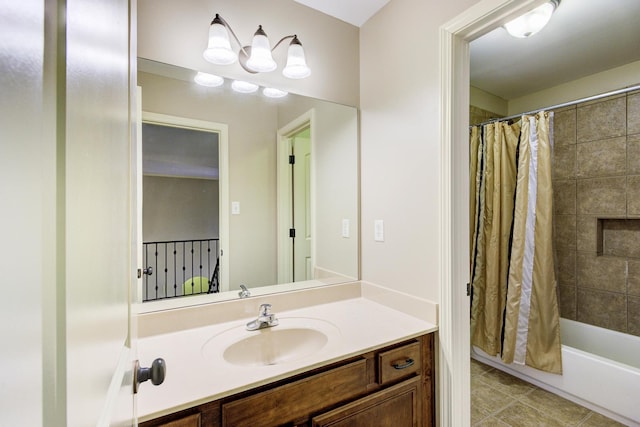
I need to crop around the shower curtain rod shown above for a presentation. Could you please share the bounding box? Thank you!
[472,83,640,128]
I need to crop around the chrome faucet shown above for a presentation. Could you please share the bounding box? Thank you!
[246,303,279,331]
[238,284,251,298]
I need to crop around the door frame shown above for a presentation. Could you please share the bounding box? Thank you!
[438,0,546,425]
[138,111,230,300]
[276,109,315,284]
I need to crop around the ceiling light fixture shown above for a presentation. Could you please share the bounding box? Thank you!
[504,0,560,38]
[203,14,311,79]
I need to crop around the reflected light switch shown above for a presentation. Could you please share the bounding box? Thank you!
[342,219,350,238]
[374,219,384,242]
[231,201,240,215]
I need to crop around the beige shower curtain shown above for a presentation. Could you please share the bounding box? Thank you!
[470,111,562,374]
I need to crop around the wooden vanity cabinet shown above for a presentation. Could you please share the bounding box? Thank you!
[140,333,434,427]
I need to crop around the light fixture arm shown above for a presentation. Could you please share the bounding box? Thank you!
[213,13,250,58]
[271,35,297,52]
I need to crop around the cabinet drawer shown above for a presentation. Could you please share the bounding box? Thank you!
[222,358,369,427]
[378,341,421,385]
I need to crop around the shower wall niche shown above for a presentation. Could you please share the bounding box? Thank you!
[553,89,640,337]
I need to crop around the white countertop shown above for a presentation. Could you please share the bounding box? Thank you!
[137,297,437,422]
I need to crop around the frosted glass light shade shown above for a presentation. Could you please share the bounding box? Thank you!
[282,39,311,79]
[504,1,557,38]
[203,21,237,65]
[194,72,224,87]
[263,87,288,98]
[231,80,259,93]
[246,26,277,72]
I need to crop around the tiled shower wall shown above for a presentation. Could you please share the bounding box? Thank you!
[470,105,503,126]
[553,89,640,337]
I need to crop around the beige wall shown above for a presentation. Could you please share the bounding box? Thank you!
[138,0,360,106]
[470,85,508,117]
[277,97,359,281]
[508,60,640,115]
[143,176,220,242]
[360,0,481,302]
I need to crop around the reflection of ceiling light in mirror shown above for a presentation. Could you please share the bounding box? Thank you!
[504,0,560,38]
[231,80,259,94]
[262,87,288,98]
[194,71,224,87]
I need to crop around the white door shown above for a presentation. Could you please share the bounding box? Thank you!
[292,128,312,281]
[277,111,315,284]
[65,0,140,425]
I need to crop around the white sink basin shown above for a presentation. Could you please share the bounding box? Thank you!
[202,317,340,367]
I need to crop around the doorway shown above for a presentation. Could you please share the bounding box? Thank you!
[290,126,312,282]
[277,110,315,284]
[442,0,640,425]
[439,1,547,425]
[139,112,230,303]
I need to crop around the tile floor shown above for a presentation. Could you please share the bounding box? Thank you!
[471,358,628,426]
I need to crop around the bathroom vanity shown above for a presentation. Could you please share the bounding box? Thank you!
[140,333,434,426]
[136,286,438,427]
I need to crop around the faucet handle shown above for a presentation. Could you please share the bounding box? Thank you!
[238,284,251,298]
[259,303,272,316]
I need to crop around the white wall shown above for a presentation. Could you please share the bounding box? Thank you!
[137,0,360,106]
[1,1,46,425]
[360,0,482,302]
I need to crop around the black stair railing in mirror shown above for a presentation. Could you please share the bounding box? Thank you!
[142,238,220,302]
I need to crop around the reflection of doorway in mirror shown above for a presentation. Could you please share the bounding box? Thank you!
[139,112,229,302]
[291,126,312,282]
[277,110,315,285]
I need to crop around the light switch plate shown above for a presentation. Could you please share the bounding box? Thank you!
[342,219,350,238]
[231,201,240,215]
[374,219,384,242]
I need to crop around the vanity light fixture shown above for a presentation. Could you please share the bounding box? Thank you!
[231,80,259,94]
[262,87,288,98]
[194,71,224,87]
[203,14,311,79]
[504,0,560,38]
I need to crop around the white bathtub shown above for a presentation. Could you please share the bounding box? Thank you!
[472,318,640,426]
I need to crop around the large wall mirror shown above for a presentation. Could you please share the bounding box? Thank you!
[138,58,359,309]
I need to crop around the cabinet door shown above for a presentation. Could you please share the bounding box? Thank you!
[311,378,420,427]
